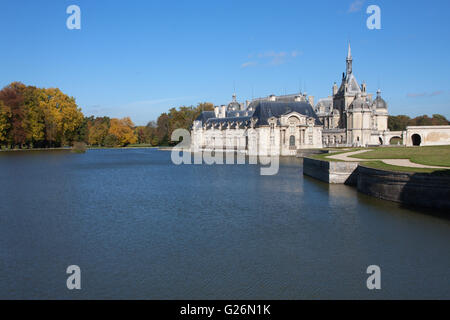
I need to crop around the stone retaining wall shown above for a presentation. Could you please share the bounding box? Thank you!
[303,158,450,209]
[303,158,359,185]
[357,166,450,210]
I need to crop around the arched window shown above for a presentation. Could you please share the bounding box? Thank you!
[289,135,296,146]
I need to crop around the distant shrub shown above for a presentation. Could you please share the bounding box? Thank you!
[104,134,119,147]
[71,141,87,153]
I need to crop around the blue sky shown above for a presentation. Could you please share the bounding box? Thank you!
[0,0,449,125]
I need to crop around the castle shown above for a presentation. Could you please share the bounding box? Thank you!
[191,44,391,155]
[316,43,389,147]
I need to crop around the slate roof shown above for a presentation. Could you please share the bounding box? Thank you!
[195,111,216,122]
[227,101,241,110]
[337,73,361,95]
[195,99,322,128]
[372,96,387,109]
[249,101,322,126]
[226,110,252,118]
[206,116,252,125]
[315,98,333,114]
[349,96,371,110]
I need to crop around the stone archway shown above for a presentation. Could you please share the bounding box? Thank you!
[412,134,421,146]
[389,136,402,145]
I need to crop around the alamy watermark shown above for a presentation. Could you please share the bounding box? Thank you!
[66,5,81,30]
[366,5,381,30]
[66,265,81,290]
[366,265,381,290]
[170,129,280,176]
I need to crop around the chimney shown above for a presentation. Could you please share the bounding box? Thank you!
[220,105,227,118]
[308,96,315,106]
[214,106,219,118]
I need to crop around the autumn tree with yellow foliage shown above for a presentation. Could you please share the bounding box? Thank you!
[108,117,138,147]
[0,81,213,149]
[0,82,84,149]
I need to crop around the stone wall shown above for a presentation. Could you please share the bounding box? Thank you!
[405,126,450,147]
[303,158,359,185]
[303,159,450,210]
[357,166,450,210]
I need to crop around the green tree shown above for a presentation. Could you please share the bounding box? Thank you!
[388,115,411,131]
[104,134,119,147]
[156,113,170,145]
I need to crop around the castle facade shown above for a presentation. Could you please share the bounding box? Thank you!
[191,45,390,155]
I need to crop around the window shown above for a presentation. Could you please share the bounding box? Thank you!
[289,135,295,146]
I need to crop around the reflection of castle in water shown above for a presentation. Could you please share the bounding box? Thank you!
[192,44,391,155]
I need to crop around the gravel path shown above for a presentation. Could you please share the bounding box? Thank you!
[325,149,450,169]
[326,150,371,161]
[381,159,450,169]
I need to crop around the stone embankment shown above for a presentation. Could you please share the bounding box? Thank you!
[356,166,450,210]
[303,153,450,210]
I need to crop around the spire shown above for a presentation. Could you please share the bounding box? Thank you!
[347,42,352,60]
[346,42,353,76]
[233,81,236,101]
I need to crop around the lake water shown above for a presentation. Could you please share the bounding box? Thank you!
[0,148,449,299]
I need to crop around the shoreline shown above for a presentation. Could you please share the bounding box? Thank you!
[0,146,165,152]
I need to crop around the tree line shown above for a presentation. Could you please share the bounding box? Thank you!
[2,82,447,149]
[0,82,213,149]
[134,103,214,146]
[388,114,449,131]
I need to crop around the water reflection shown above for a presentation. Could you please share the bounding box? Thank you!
[0,149,449,299]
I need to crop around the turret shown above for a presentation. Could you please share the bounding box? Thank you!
[361,81,367,95]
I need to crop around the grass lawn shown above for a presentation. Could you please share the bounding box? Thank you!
[88,144,158,149]
[311,151,346,161]
[310,148,363,162]
[125,144,156,148]
[361,161,450,175]
[348,145,450,167]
